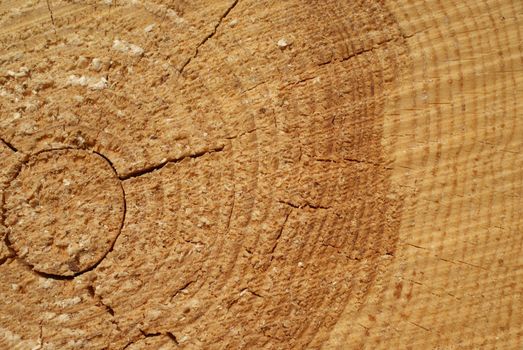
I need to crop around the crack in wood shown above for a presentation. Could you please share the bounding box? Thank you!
[270,211,290,258]
[227,287,264,311]
[277,199,331,210]
[170,280,194,302]
[45,0,57,35]
[166,332,179,345]
[179,0,239,74]
[120,145,225,180]
[0,138,18,152]
[120,329,179,348]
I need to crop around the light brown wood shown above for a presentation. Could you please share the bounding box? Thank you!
[1,0,522,349]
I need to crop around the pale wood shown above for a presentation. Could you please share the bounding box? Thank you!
[329,1,523,348]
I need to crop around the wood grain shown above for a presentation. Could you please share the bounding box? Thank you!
[1,0,522,349]
[328,0,523,348]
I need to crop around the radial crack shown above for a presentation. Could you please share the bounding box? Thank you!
[45,0,57,35]
[277,199,331,210]
[227,288,263,311]
[226,189,236,230]
[0,138,18,152]
[166,332,179,345]
[86,284,122,333]
[179,0,239,74]
[270,211,290,258]
[170,280,194,302]
[240,287,263,298]
[121,145,225,180]
[125,329,179,347]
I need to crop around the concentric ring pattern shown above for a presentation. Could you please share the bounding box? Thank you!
[0,0,406,348]
[4,149,124,277]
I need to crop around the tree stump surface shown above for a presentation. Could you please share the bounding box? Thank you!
[0,0,521,349]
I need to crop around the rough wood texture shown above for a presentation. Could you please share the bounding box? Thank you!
[4,149,124,276]
[0,0,522,349]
